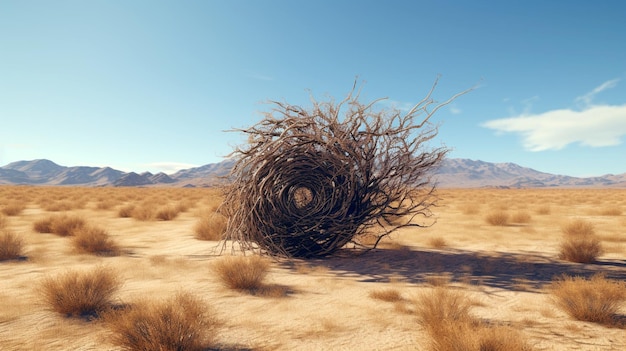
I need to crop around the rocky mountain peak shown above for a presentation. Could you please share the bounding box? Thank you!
[1,158,624,188]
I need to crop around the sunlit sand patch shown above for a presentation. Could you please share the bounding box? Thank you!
[0,186,625,350]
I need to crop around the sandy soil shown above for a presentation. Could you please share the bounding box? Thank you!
[1,187,625,350]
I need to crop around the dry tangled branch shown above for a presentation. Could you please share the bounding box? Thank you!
[221,78,471,258]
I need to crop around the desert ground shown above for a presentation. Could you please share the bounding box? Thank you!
[1,186,625,350]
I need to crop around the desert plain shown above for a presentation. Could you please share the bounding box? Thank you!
[1,185,625,350]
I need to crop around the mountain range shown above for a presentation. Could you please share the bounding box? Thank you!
[0,158,624,188]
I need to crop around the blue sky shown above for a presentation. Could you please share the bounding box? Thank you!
[1,0,625,177]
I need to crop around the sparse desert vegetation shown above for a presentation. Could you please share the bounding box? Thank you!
[155,205,180,221]
[550,274,626,327]
[414,287,534,351]
[485,209,509,226]
[1,200,26,216]
[0,185,625,350]
[427,236,448,249]
[369,287,404,302]
[0,213,8,228]
[536,205,551,215]
[599,207,622,216]
[212,255,270,292]
[106,292,219,351]
[559,219,603,263]
[0,229,25,261]
[33,213,87,236]
[511,210,532,224]
[39,266,122,318]
[194,212,227,241]
[72,225,120,256]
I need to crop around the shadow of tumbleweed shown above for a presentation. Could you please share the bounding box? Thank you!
[280,246,626,292]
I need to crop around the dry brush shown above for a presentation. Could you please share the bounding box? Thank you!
[222,79,470,258]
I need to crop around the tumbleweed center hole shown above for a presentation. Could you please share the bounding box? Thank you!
[293,187,314,209]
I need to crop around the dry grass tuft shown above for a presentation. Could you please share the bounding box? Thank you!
[72,226,121,256]
[0,229,25,261]
[1,200,26,216]
[32,216,54,233]
[428,236,448,249]
[599,207,623,216]
[194,213,227,241]
[33,214,87,236]
[559,219,603,263]
[425,273,453,287]
[561,219,595,237]
[0,213,7,228]
[117,204,135,218]
[174,200,193,213]
[414,288,475,333]
[511,211,532,224]
[559,237,603,263]
[414,287,533,351]
[369,288,404,302]
[213,255,270,293]
[51,214,87,236]
[474,326,535,351]
[95,199,117,210]
[106,292,219,351]
[131,204,156,221]
[485,210,509,226]
[42,200,83,212]
[550,274,626,327]
[535,205,551,215]
[118,202,166,221]
[460,204,480,215]
[155,205,180,221]
[39,266,121,318]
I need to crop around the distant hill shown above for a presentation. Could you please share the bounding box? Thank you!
[0,158,624,188]
[171,158,236,180]
[435,159,626,188]
[0,159,226,187]
[1,159,127,186]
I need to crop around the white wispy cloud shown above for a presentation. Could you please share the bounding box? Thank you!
[483,79,626,151]
[482,104,626,151]
[575,79,620,106]
[449,106,462,115]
